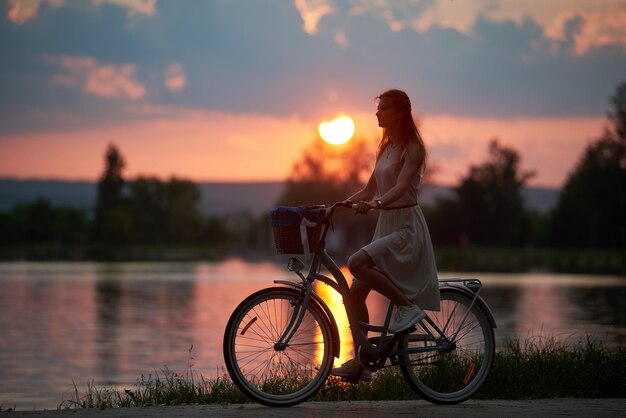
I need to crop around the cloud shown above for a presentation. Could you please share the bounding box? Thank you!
[6,0,66,25]
[295,0,626,55]
[546,9,626,55]
[334,30,348,47]
[480,0,626,54]
[5,0,156,25]
[164,63,187,92]
[294,0,333,35]
[92,0,157,17]
[51,55,146,100]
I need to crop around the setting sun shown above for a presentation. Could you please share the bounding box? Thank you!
[318,115,355,145]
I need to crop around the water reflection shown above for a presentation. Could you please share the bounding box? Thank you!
[478,273,626,346]
[0,261,625,410]
[96,279,122,382]
[516,284,570,340]
[315,271,354,366]
[94,276,197,383]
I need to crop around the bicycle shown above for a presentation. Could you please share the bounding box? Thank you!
[223,202,496,407]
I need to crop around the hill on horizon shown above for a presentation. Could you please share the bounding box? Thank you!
[0,178,560,216]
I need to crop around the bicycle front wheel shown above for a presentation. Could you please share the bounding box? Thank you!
[223,287,335,407]
[398,289,495,404]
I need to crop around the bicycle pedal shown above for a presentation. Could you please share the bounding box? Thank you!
[396,325,417,335]
[340,376,360,384]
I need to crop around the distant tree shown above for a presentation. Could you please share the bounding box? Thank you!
[429,139,535,247]
[94,143,132,243]
[164,178,204,242]
[5,198,56,242]
[0,212,11,244]
[278,136,374,206]
[204,214,237,247]
[552,82,626,248]
[127,176,208,244]
[128,177,167,242]
[275,135,379,254]
[0,198,88,244]
[51,206,89,244]
[458,139,535,246]
[221,211,265,251]
[424,197,463,246]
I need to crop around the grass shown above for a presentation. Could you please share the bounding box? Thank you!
[480,336,626,399]
[60,369,248,409]
[59,336,626,410]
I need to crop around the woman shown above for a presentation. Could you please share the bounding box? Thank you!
[332,89,440,381]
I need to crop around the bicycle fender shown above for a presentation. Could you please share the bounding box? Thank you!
[440,286,497,329]
[274,281,341,358]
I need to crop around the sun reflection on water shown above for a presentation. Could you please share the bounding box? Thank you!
[314,266,354,366]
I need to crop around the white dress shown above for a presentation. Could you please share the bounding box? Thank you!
[361,143,441,311]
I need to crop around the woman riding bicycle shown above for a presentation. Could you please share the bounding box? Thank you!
[332,89,441,381]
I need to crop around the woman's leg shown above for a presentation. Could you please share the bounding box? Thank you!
[350,279,371,326]
[348,279,371,359]
[333,250,414,379]
[348,250,412,307]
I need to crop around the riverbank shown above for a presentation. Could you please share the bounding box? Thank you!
[1,245,624,275]
[8,399,626,418]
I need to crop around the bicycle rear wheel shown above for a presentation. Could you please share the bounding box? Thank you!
[398,289,495,404]
[223,287,335,407]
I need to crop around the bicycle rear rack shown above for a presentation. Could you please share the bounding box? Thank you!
[439,278,482,293]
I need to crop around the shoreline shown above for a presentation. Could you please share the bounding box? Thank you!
[0,246,624,276]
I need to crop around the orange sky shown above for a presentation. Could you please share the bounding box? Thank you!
[0,108,605,188]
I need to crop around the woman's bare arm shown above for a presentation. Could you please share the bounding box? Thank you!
[347,170,378,203]
[377,142,421,207]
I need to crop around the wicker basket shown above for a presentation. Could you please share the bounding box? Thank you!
[270,206,326,254]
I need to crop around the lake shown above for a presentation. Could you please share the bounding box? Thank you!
[1,260,625,410]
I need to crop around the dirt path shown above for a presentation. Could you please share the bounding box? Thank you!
[9,399,626,418]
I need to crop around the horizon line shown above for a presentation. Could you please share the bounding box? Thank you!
[0,176,562,190]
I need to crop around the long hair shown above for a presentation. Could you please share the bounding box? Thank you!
[375,89,427,177]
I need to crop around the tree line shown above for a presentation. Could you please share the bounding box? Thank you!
[0,82,624,257]
[0,145,237,253]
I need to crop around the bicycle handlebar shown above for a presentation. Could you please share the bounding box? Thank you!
[324,200,380,222]
[324,201,353,221]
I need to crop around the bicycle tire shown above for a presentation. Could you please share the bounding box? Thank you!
[223,287,335,407]
[398,288,495,404]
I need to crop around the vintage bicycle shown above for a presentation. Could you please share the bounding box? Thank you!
[223,202,496,407]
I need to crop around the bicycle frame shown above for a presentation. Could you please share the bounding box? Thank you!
[273,202,495,371]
